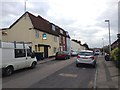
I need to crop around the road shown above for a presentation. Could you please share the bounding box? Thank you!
[2,57,96,88]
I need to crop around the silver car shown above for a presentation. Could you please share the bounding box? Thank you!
[76,50,96,68]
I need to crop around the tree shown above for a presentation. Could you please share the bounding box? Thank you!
[83,43,89,50]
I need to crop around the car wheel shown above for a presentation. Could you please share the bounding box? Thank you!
[68,56,70,59]
[4,66,14,76]
[92,64,96,68]
[64,57,67,60]
[76,64,79,67]
[30,62,37,69]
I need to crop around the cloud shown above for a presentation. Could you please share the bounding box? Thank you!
[1,0,119,48]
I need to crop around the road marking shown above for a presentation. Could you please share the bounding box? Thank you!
[88,80,93,88]
[93,67,98,89]
[59,73,78,78]
[82,68,86,69]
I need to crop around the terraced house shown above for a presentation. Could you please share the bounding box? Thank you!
[1,12,70,58]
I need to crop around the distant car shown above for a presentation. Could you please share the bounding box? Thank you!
[76,50,96,68]
[71,50,78,56]
[94,50,100,55]
[55,51,70,60]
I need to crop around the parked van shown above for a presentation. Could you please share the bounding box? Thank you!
[1,41,37,76]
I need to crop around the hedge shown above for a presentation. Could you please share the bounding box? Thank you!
[111,47,120,68]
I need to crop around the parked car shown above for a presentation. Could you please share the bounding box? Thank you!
[76,50,96,68]
[55,51,70,60]
[1,41,37,76]
[71,50,78,56]
[104,53,110,61]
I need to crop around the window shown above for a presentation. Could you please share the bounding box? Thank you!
[59,35,61,43]
[38,47,40,51]
[63,37,65,44]
[54,36,57,42]
[27,49,32,57]
[35,30,39,38]
[15,49,26,58]
[52,25,56,31]
[60,29,63,34]
[42,33,47,40]
[53,47,57,54]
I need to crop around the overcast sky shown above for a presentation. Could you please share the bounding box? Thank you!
[0,0,119,48]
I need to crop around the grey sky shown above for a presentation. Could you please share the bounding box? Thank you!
[0,0,119,48]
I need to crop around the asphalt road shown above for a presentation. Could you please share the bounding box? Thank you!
[2,57,96,88]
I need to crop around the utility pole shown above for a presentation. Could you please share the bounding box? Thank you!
[105,20,111,55]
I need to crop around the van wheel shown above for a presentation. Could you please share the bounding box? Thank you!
[30,62,37,69]
[4,66,13,76]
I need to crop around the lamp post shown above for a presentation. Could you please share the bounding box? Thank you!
[102,38,104,55]
[105,20,111,55]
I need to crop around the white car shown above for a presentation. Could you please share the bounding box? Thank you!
[71,50,78,56]
[1,41,37,76]
[76,50,96,68]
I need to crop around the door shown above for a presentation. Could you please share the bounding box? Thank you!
[44,46,48,58]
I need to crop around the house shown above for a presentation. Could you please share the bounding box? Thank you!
[66,31,71,54]
[57,27,67,51]
[70,40,86,52]
[111,39,119,50]
[2,12,61,58]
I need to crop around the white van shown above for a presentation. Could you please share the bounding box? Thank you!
[0,41,37,76]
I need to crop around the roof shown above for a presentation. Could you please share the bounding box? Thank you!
[28,12,59,36]
[1,11,69,37]
[111,39,118,46]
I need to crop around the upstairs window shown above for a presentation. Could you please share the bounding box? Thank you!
[35,30,39,38]
[60,29,63,34]
[52,25,56,31]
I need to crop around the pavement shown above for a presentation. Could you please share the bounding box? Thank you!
[96,55,120,89]
[37,57,55,64]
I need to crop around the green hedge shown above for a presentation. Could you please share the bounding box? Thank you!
[111,47,120,68]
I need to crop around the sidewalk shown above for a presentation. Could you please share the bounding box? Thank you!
[96,55,120,88]
[37,57,55,64]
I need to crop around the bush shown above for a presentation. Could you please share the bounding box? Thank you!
[111,47,120,68]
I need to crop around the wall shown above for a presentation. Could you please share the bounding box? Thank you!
[70,40,85,51]
[2,13,59,57]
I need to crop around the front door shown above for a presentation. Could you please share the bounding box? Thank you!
[44,46,48,58]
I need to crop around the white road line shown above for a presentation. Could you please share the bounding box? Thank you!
[93,67,98,89]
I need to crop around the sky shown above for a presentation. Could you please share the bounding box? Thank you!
[0,0,119,48]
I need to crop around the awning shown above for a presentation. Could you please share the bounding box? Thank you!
[38,44,51,47]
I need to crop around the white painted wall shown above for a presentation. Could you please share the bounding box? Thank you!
[70,40,85,51]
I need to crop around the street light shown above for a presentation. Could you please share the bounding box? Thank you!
[102,38,104,55]
[105,20,111,55]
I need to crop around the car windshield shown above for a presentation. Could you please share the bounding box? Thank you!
[79,52,93,56]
